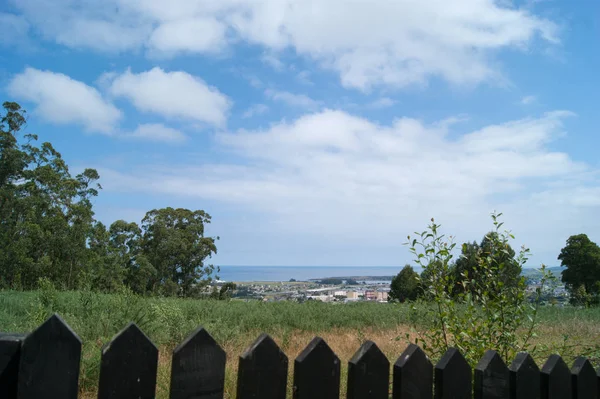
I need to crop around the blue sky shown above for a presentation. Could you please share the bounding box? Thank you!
[1,0,599,268]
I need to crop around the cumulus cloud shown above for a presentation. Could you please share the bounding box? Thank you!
[147,17,227,55]
[0,13,30,47]
[127,123,187,143]
[265,89,320,109]
[7,67,122,133]
[11,0,558,90]
[108,67,231,126]
[242,104,269,119]
[96,109,597,265]
[368,97,396,109]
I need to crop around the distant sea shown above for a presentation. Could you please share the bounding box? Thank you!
[215,265,562,282]
[216,266,405,282]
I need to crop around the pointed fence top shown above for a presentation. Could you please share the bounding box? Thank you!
[101,322,157,355]
[238,333,288,399]
[395,343,430,369]
[474,350,509,399]
[98,322,158,399]
[173,326,224,357]
[240,333,283,361]
[18,313,82,399]
[509,352,539,374]
[296,336,338,364]
[540,355,571,399]
[571,357,597,399]
[170,326,226,399]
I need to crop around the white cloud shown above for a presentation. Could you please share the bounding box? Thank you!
[521,95,537,105]
[296,70,313,85]
[127,123,187,143]
[368,97,396,109]
[242,104,269,119]
[265,89,319,109]
[11,0,558,90]
[261,53,285,71]
[147,17,227,55]
[96,109,599,266]
[108,67,231,126]
[7,67,122,133]
[0,13,30,47]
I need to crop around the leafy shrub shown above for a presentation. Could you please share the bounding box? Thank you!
[405,212,553,365]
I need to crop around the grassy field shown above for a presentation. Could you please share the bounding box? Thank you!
[2,289,600,398]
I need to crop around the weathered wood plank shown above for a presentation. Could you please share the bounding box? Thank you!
[17,314,81,399]
[393,343,433,399]
[170,327,226,399]
[97,323,158,399]
[237,333,288,399]
[348,340,389,399]
[541,355,571,399]
[434,348,471,399]
[475,350,509,399]
[293,337,340,399]
[571,357,597,399]
[509,352,540,399]
[0,334,25,399]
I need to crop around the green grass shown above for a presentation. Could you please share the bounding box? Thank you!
[0,290,412,344]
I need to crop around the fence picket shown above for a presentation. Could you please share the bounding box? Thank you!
[541,355,572,399]
[17,314,81,399]
[571,357,597,399]
[0,334,24,399]
[393,343,433,399]
[97,323,158,399]
[293,337,340,399]
[347,340,389,399]
[170,327,226,399]
[509,352,540,399]
[434,348,471,399]
[475,350,510,399]
[1,315,598,399]
[237,333,288,399]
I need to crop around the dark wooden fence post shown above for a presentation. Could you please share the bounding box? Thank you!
[97,322,158,399]
[347,340,389,399]
[509,352,540,399]
[393,343,432,399]
[474,350,509,399]
[0,334,25,399]
[571,357,597,399]
[434,348,471,399]
[170,327,226,399]
[293,337,340,399]
[541,355,571,399]
[237,333,288,399]
[17,314,81,399]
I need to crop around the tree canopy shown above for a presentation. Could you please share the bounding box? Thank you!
[559,234,600,305]
[449,232,521,298]
[0,101,219,297]
[388,265,420,302]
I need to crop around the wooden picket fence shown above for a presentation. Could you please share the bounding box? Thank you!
[0,314,598,399]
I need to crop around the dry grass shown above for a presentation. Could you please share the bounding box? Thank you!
[79,320,600,399]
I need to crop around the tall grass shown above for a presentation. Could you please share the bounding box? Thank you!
[2,290,600,398]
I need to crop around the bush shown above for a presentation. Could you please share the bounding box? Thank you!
[405,212,553,365]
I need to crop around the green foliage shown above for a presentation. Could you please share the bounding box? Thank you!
[389,265,420,302]
[0,102,219,297]
[405,212,554,365]
[558,234,600,305]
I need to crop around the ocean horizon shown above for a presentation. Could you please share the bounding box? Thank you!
[215,265,404,282]
[214,265,562,282]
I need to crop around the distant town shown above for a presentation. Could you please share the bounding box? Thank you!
[218,267,570,304]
